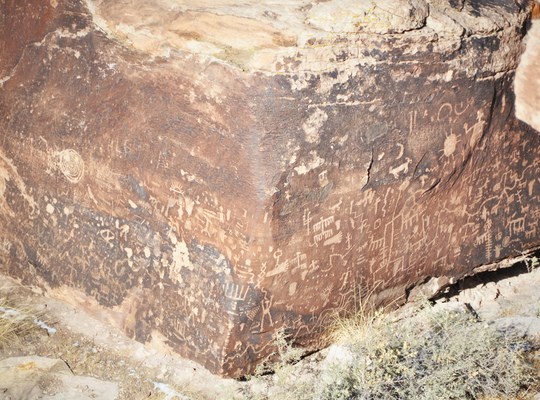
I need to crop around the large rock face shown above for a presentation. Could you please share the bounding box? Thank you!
[1,0,539,377]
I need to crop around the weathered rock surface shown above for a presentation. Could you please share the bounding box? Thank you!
[0,0,539,377]
[0,356,118,400]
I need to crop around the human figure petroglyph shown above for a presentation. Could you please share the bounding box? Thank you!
[259,290,274,332]
[464,113,487,148]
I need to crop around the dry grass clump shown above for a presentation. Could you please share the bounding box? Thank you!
[0,296,43,349]
[321,303,534,400]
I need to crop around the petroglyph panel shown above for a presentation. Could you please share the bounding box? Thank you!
[1,0,539,377]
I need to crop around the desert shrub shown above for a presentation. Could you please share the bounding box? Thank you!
[317,304,534,400]
[246,302,536,400]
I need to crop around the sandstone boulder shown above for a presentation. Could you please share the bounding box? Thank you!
[1,0,539,377]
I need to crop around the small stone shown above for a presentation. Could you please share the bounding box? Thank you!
[321,344,355,370]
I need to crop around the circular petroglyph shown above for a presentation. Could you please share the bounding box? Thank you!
[56,149,84,183]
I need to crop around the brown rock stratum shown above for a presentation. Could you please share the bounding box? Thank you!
[1,0,539,377]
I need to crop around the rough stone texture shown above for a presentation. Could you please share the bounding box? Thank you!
[0,0,539,377]
[516,18,540,131]
[0,356,118,400]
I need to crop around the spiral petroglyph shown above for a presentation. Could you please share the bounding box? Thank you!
[56,149,84,183]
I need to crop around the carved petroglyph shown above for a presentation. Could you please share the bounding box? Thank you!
[508,216,526,236]
[266,249,289,277]
[310,215,344,247]
[443,133,458,157]
[0,163,10,217]
[54,149,85,183]
[0,150,37,217]
[259,290,274,332]
[465,111,487,148]
[225,282,250,302]
[389,158,412,179]
[224,282,251,316]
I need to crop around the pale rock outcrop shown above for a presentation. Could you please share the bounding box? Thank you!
[0,356,118,400]
[516,18,540,131]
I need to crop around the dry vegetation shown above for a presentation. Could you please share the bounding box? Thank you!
[244,298,539,400]
[0,295,46,350]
